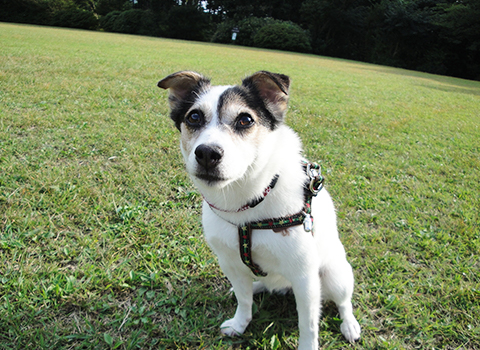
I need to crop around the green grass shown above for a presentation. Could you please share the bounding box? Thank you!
[1,22,479,349]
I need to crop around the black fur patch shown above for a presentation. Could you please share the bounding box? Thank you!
[169,78,210,131]
[217,86,280,130]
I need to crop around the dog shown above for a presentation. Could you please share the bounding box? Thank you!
[158,71,361,349]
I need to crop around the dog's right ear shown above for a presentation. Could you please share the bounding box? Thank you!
[158,71,210,107]
[158,71,207,103]
[158,71,210,130]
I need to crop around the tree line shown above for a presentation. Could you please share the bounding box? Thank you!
[1,0,479,80]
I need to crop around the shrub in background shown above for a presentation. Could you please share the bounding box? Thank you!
[100,9,159,36]
[113,9,144,35]
[52,7,98,30]
[212,17,277,46]
[253,21,311,53]
[0,0,52,25]
[96,0,131,16]
[210,19,236,44]
[212,17,311,53]
[99,10,122,32]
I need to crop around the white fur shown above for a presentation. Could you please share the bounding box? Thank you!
[174,84,361,349]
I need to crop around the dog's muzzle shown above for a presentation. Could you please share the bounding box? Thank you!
[193,144,225,183]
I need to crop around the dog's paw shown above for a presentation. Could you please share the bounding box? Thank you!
[220,318,246,337]
[340,317,361,343]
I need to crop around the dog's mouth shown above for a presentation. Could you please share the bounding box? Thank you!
[195,172,227,185]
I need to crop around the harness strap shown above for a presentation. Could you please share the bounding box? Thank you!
[238,225,267,277]
[238,162,324,277]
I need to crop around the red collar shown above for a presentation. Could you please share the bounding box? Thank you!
[205,174,279,213]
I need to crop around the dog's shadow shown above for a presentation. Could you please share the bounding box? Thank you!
[225,290,343,348]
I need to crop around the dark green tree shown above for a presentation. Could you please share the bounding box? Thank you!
[165,5,213,41]
[133,0,176,13]
[96,0,131,16]
[0,0,53,24]
[300,0,371,59]
[72,0,96,12]
[368,0,443,72]
[435,0,480,79]
[206,0,303,23]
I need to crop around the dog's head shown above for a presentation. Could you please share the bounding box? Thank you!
[158,71,290,188]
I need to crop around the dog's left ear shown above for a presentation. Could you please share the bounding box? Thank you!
[242,71,290,121]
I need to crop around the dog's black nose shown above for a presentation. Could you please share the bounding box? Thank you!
[195,144,223,169]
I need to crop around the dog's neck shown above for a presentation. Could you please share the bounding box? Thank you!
[203,174,280,213]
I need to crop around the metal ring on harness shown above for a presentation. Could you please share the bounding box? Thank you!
[306,163,324,195]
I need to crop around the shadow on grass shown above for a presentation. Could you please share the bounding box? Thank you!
[218,291,347,349]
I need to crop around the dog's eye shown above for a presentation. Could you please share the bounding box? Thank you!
[236,113,254,129]
[186,110,204,127]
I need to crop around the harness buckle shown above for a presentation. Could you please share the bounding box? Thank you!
[306,163,324,195]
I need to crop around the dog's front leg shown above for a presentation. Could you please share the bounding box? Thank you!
[219,266,254,336]
[291,272,321,350]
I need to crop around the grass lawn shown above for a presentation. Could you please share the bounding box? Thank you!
[1,22,479,349]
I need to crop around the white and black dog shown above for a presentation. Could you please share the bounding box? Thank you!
[158,71,361,349]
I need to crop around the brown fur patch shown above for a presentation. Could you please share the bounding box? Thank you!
[273,228,291,236]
